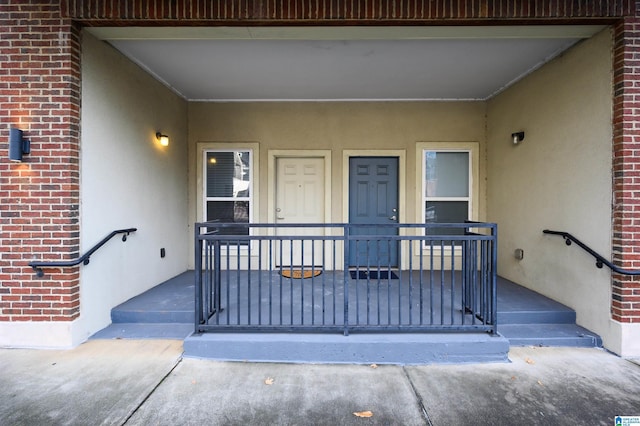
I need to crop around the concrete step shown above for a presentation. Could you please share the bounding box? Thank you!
[91,323,193,340]
[496,281,577,325]
[110,271,194,324]
[498,309,576,325]
[183,332,510,364]
[499,324,602,348]
[111,308,193,324]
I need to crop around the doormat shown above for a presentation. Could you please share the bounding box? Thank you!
[350,270,399,280]
[280,269,322,279]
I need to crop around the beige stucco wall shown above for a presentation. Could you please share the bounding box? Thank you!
[77,33,189,341]
[187,101,487,268]
[487,29,617,351]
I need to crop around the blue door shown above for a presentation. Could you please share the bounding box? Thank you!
[348,157,399,267]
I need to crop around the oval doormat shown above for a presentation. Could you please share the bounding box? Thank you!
[280,269,322,279]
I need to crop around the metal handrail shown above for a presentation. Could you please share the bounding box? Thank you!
[29,228,137,277]
[543,229,640,275]
[195,222,498,335]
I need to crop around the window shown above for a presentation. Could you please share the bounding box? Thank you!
[423,150,471,240]
[205,150,252,240]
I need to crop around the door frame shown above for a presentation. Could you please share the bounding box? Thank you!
[342,150,407,268]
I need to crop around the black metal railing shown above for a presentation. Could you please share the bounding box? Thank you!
[195,222,497,336]
[543,229,640,275]
[29,228,137,277]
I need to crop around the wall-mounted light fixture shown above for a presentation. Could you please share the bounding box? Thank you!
[511,131,525,145]
[514,248,524,260]
[156,132,169,147]
[9,128,31,162]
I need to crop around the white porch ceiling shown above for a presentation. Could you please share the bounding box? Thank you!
[88,25,606,101]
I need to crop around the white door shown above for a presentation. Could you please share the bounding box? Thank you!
[275,157,325,266]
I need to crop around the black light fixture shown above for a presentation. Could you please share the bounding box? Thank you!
[9,128,30,162]
[511,131,525,145]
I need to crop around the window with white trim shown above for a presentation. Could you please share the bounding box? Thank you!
[423,150,471,241]
[204,150,252,242]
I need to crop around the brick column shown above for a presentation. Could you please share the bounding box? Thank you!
[612,16,640,323]
[0,1,81,323]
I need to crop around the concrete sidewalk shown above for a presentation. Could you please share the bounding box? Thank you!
[1,341,639,425]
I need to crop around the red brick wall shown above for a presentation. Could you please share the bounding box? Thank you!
[612,16,640,323]
[0,1,81,322]
[61,0,632,22]
[1,0,639,326]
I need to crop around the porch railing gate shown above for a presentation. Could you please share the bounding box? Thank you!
[194,222,497,335]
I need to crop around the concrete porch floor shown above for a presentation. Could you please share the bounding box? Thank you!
[91,270,602,364]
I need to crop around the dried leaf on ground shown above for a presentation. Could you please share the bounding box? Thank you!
[537,380,544,386]
[525,358,535,365]
[264,377,275,385]
[370,364,378,369]
[353,411,373,418]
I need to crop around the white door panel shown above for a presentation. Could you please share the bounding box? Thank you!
[276,157,324,266]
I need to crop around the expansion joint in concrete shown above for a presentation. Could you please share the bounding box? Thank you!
[120,355,184,425]
[402,366,432,426]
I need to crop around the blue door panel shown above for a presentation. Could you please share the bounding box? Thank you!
[348,157,399,267]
